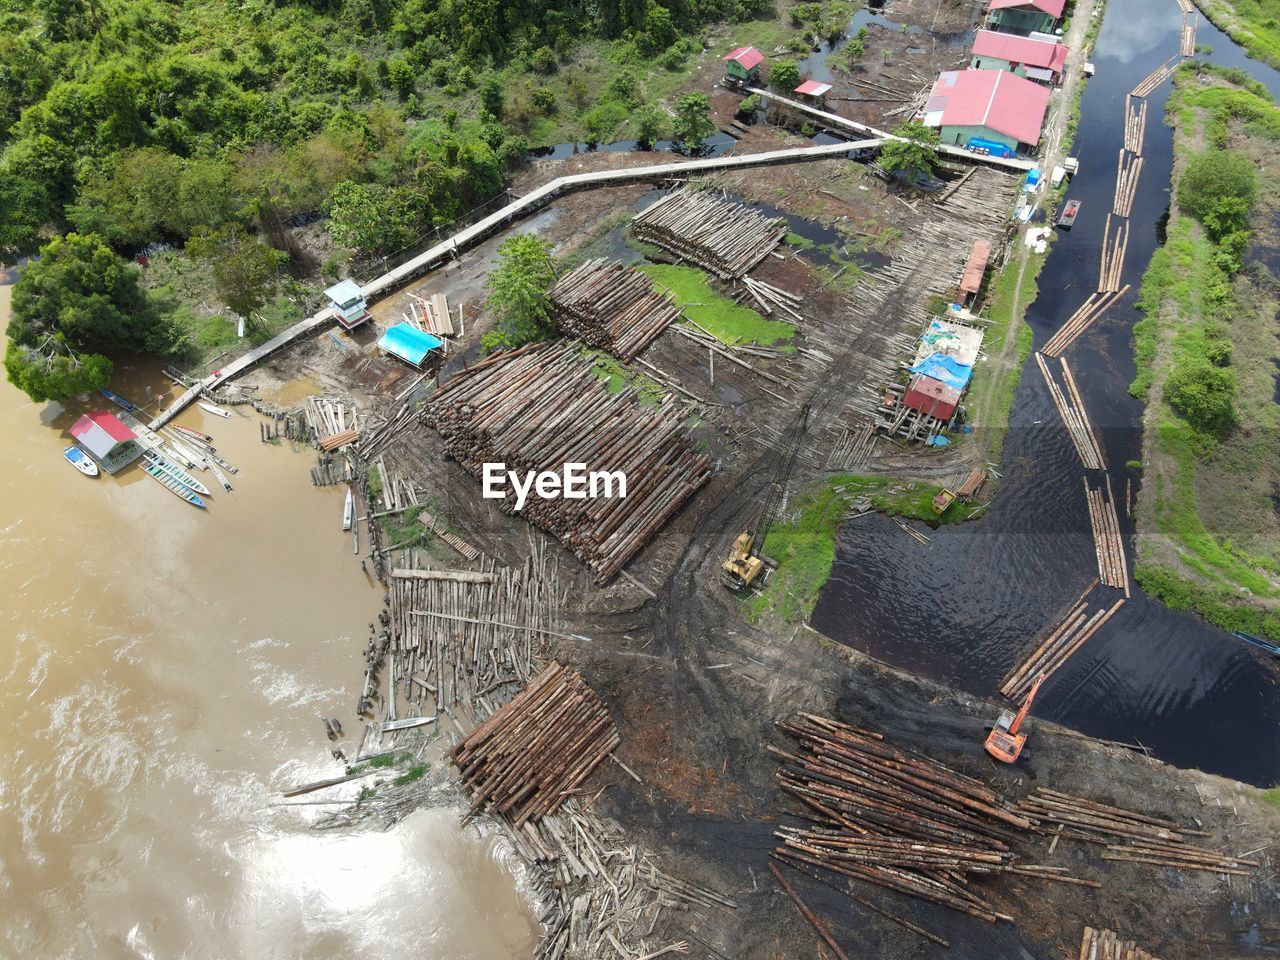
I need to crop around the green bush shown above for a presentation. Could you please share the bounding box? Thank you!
[770,59,801,92]
[1165,358,1237,435]
[1178,150,1257,243]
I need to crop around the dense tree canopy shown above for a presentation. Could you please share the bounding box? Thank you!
[672,93,715,152]
[483,234,557,351]
[1165,358,1237,436]
[879,121,940,180]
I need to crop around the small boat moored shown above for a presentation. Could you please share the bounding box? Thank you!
[64,445,99,476]
[1232,630,1280,657]
[144,450,212,496]
[173,424,214,444]
[198,401,232,419]
[99,388,138,413]
[142,459,206,508]
[342,488,354,531]
[1057,199,1081,228]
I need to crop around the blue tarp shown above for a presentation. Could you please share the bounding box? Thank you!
[378,323,443,366]
[909,352,972,390]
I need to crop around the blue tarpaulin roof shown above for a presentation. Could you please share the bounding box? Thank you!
[909,352,973,390]
[378,323,442,366]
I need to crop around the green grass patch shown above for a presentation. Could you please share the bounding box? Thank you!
[393,762,431,786]
[1136,562,1280,641]
[584,348,666,403]
[745,474,980,625]
[380,506,433,549]
[1191,0,1280,69]
[638,263,796,347]
[1262,787,1280,807]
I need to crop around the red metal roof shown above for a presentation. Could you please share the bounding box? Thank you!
[925,69,1050,146]
[960,239,992,294]
[903,376,961,420]
[972,30,1068,73]
[988,0,1067,18]
[723,46,764,70]
[795,80,833,96]
[71,410,136,443]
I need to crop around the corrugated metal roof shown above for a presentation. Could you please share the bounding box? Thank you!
[377,322,442,366]
[960,239,992,293]
[324,279,365,308]
[903,375,960,419]
[972,30,1068,72]
[70,411,136,458]
[925,69,1050,146]
[988,0,1067,19]
[795,80,833,96]
[724,46,764,70]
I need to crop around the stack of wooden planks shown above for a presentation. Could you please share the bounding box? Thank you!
[1041,287,1131,358]
[451,661,619,826]
[1022,788,1258,876]
[632,189,787,278]
[1036,353,1105,470]
[1078,927,1161,960]
[425,340,711,582]
[549,259,683,360]
[771,714,1096,940]
[1085,476,1129,592]
[1001,582,1125,701]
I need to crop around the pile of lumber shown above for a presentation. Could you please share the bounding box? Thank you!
[771,714,1096,935]
[1041,287,1131,358]
[1079,927,1161,960]
[1022,788,1258,877]
[1085,476,1129,592]
[304,396,360,448]
[632,189,786,278]
[549,259,682,360]
[1001,582,1124,700]
[1036,353,1105,470]
[425,341,711,582]
[451,661,619,826]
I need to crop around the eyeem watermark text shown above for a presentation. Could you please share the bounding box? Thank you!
[482,463,627,511]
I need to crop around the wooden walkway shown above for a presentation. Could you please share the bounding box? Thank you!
[745,87,1038,174]
[148,138,883,429]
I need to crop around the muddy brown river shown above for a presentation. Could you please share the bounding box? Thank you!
[0,283,538,957]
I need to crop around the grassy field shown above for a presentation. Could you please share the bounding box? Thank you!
[1191,0,1280,69]
[1132,67,1280,640]
[745,474,980,625]
[638,263,797,347]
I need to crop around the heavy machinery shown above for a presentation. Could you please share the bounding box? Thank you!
[721,404,810,591]
[984,673,1046,764]
[931,488,957,515]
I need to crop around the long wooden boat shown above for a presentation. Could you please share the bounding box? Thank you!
[142,459,206,508]
[1057,199,1081,228]
[64,445,99,476]
[379,716,436,733]
[173,424,214,444]
[198,401,232,419]
[99,388,138,413]
[1232,630,1280,656]
[144,450,212,495]
[342,488,354,531]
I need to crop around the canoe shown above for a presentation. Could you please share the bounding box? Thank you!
[142,459,206,508]
[63,445,99,476]
[144,450,212,495]
[342,488,354,531]
[379,716,436,733]
[1057,200,1081,227]
[1232,630,1280,656]
[198,401,232,419]
[173,424,214,444]
[99,389,138,413]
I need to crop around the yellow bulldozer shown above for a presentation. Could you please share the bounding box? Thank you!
[721,531,767,591]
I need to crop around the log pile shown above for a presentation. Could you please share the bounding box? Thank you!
[632,189,786,278]
[1124,96,1148,155]
[1079,927,1162,960]
[1085,476,1129,592]
[771,714,1098,935]
[1022,788,1258,876]
[1036,353,1105,470]
[425,341,712,582]
[1041,287,1131,358]
[550,259,683,360]
[1132,54,1183,98]
[1099,214,1129,292]
[1113,150,1143,218]
[1001,583,1125,701]
[451,661,619,826]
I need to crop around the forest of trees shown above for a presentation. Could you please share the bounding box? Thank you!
[1,0,769,400]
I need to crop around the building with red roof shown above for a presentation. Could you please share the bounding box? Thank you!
[794,79,833,102]
[902,375,961,421]
[69,411,144,474]
[922,69,1050,156]
[987,0,1067,34]
[971,30,1069,84]
[723,46,765,86]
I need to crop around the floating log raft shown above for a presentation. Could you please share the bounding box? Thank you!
[1084,475,1129,592]
[451,661,619,826]
[1035,353,1105,470]
[1131,54,1183,98]
[1113,150,1143,218]
[1124,97,1148,155]
[1098,214,1129,293]
[1001,583,1125,701]
[1041,286,1131,358]
[424,340,712,583]
[1079,927,1162,960]
[632,189,787,279]
[550,259,683,360]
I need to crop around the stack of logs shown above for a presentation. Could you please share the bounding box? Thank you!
[1124,97,1148,155]
[771,714,1096,937]
[1132,54,1183,98]
[1085,476,1130,592]
[1041,287,1131,358]
[451,661,619,826]
[1099,214,1130,293]
[424,340,711,582]
[632,189,787,278]
[550,259,683,360]
[1080,927,1162,960]
[1113,150,1144,218]
[1036,353,1106,470]
[1021,788,1258,876]
[1001,587,1126,700]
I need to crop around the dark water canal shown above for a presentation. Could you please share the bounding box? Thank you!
[813,0,1280,785]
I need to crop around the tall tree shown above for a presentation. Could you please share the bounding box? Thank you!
[878,121,940,181]
[483,233,557,350]
[186,226,287,326]
[672,93,715,153]
[770,59,801,92]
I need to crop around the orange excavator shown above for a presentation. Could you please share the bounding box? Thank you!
[985,673,1046,763]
